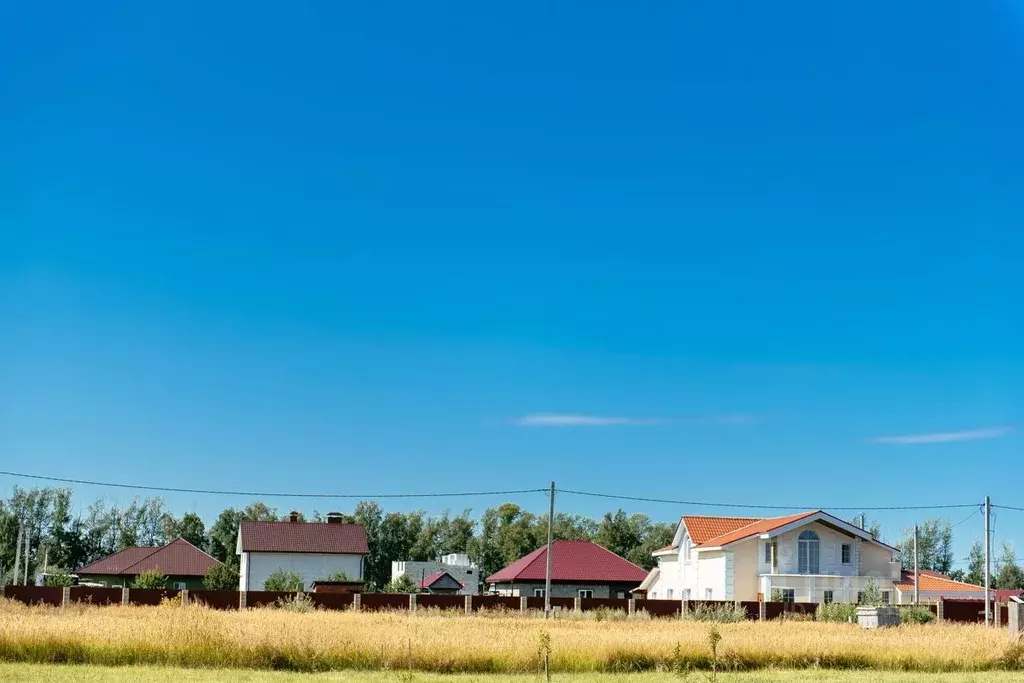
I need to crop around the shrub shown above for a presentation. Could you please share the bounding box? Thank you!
[132,568,167,589]
[900,605,935,624]
[859,579,884,606]
[683,603,746,623]
[320,570,353,582]
[817,602,857,623]
[43,571,74,587]
[204,563,239,590]
[263,569,304,592]
[384,574,418,593]
[276,593,316,613]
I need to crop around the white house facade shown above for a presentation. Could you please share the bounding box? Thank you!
[237,514,368,591]
[640,510,905,603]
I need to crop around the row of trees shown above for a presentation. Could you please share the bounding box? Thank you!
[3,486,1022,591]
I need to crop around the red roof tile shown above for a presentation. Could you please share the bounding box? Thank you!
[894,570,986,593]
[486,540,648,584]
[697,511,818,547]
[78,539,222,577]
[239,521,368,554]
[418,571,465,589]
[682,516,761,546]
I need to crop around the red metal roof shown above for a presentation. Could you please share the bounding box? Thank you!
[894,570,986,593]
[418,570,465,589]
[696,511,818,547]
[77,539,221,577]
[486,539,648,584]
[239,521,368,554]
[682,516,761,546]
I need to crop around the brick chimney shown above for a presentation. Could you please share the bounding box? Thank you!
[289,511,300,523]
[327,512,344,524]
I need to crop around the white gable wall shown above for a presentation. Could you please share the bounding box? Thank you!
[241,552,363,591]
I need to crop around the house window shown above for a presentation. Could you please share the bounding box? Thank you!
[705,588,713,600]
[797,530,820,574]
[856,591,864,604]
[683,537,691,564]
[578,589,593,599]
[823,590,834,604]
[765,542,772,563]
[683,589,691,601]
[617,591,626,599]
[533,589,545,597]
[881,591,890,605]
[173,582,187,590]
[667,589,674,599]
[841,544,852,565]
[780,589,795,603]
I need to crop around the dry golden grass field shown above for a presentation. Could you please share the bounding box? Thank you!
[1,599,1021,675]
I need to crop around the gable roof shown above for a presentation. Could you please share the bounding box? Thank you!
[239,521,368,554]
[894,570,987,593]
[682,516,762,546]
[486,539,648,584]
[418,570,465,589]
[676,510,896,551]
[77,538,221,577]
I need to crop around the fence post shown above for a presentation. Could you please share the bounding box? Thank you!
[239,591,247,610]
[409,593,417,612]
[181,589,189,607]
[758,600,766,621]
[121,587,129,606]
[996,602,1003,629]
[1009,600,1024,634]
[520,596,528,613]
[628,598,635,616]
[62,586,71,607]
[574,596,582,612]
[936,598,944,622]
[352,592,361,611]
[464,595,472,614]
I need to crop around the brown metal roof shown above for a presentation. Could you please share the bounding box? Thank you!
[486,539,648,584]
[77,538,222,577]
[239,521,368,554]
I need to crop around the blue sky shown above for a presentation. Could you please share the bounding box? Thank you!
[2,0,1022,564]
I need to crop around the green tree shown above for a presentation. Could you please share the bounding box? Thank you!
[321,570,352,581]
[384,574,418,593]
[536,513,598,542]
[43,570,74,587]
[995,542,1024,590]
[132,568,168,589]
[263,568,304,591]
[965,540,985,586]
[203,563,239,590]
[164,512,206,549]
[353,500,385,591]
[899,519,954,574]
[626,521,676,570]
[467,503,541,580]
[208,502,278,568]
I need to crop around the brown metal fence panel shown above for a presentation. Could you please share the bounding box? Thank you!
[472,595,520,611]
[417,594,465,610]
[245,591,297,609]
[1000,603,1009,625]
[740,601,761,620]
[549,596,575,611]
[127,588,180,606]
[69,586,122,605]
[942,599,987,623]
[524,596,546,610]
[4,585,63,606]
[764,602,786,620]
[782,601,818,617]
[580,597,629,612]
[634,598,680,617]
[361,593,410,611]
[309,593,354,610]
[190,590,240,610]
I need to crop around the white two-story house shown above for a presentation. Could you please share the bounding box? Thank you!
[638,510,902,604]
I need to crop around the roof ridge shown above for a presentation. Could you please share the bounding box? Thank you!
[168,536,222,564]
[113,545,165,576]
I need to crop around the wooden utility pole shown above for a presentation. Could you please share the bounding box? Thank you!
[913,524,919,605]
[13,523,22,586]
[544,481,554,619]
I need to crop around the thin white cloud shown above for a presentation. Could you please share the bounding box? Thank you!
[867,426,1014,445]
[512,413,757,427]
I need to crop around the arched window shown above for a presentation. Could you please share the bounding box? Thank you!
[682,535,691,564]
[798,530,820,574]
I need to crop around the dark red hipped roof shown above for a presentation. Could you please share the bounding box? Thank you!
[418,570,465,589]
[239,521,368,554]
[77,538,221,577]
[486,539,647,584]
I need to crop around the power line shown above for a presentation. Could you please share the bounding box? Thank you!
[993,504,1024,513]
[951,506,982,528]
[558,488,978,511]
[0,470,547,499]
